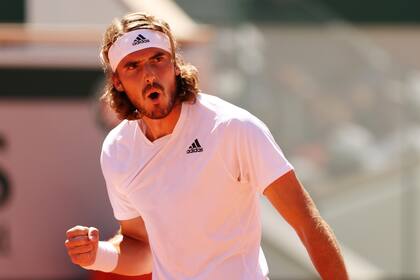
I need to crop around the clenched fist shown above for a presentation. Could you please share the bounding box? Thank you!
[65,225,99,267]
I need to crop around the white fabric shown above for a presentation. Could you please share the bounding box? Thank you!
[101,93,294,280]
[108,29,171,72]
[82,241,118,272]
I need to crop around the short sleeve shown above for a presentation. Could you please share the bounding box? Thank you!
[235,116,293,194]
[103,178,141,221]
[100,141,140,221]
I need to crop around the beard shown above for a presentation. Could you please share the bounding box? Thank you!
[137,86,177,119]
[138,94,176,119]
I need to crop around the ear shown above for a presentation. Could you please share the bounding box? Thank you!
[112,74,125,92]
[175,64,181,76]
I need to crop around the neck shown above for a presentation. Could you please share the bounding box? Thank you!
[141,102,182,142]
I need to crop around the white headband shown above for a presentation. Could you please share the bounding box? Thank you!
[108,29,172,72]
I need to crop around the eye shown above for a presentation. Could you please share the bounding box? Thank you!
[154,56,164,63]
[125,62,138,70]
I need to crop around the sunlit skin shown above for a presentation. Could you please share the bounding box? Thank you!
[112,47,182,142]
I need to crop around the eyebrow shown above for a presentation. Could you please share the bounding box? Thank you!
[122,51,170,69]
[123,60,138,68]
[150,51,168,60]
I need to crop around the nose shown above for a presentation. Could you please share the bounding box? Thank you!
[144,64,156,85]
[145,74,155,85]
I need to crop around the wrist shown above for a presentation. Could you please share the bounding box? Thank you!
[82,241,118,272]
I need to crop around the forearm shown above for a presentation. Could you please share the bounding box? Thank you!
[109,233,153,276]
[297,217,349,280]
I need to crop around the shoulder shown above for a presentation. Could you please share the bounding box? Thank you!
[101,120,137,165]
[195,93,247,117]
[194,92,267,132]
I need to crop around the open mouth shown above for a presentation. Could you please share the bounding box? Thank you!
[148,92,160,100]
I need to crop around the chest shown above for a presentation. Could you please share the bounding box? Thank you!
[123,129,249,225]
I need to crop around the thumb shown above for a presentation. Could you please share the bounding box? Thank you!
[88,227,99,242]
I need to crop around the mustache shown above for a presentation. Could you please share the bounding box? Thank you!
[142,82,164,97]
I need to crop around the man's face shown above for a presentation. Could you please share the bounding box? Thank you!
[113,47,179,119]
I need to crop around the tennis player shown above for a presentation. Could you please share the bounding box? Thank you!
[65,12,348,279]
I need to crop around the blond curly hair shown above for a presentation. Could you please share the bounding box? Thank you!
[100,12,199,120]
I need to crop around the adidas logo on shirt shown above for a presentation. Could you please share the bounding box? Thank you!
[186,139,203,154]
[132,34,150,46]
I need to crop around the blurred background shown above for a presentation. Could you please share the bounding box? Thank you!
[0,0,420,279]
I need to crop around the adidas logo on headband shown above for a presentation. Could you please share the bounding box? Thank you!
[132,34,150,46]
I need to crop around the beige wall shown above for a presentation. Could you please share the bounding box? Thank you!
[0,101,118,278]
[26,0,127,25]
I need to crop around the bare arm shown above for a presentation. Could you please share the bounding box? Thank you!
[111,216,153,275]
[263,170,349,280]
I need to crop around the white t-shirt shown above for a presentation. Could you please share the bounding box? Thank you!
[101,93,293,280]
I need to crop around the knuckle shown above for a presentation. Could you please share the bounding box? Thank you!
[74,225,86,233]
[66,228,73,236]
[65,240,76,248]
[66,226,79,237]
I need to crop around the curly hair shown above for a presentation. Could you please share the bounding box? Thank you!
[99,12,200,120]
